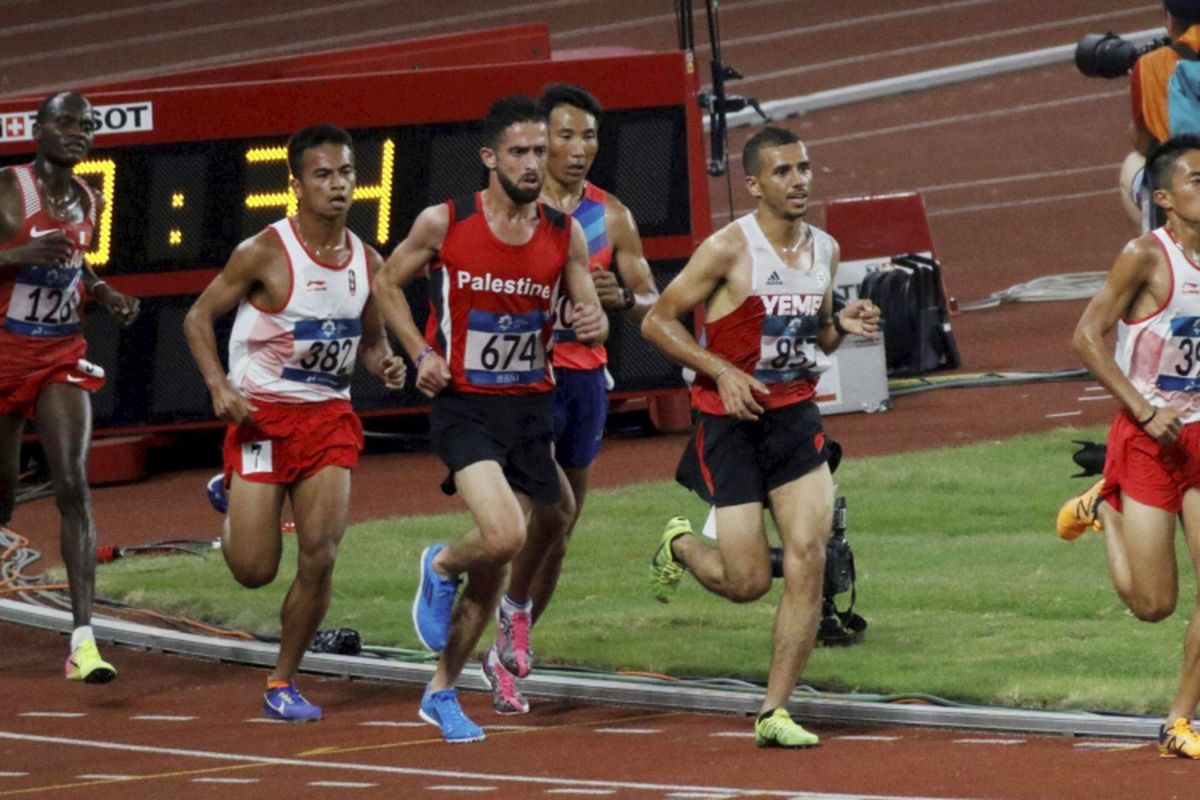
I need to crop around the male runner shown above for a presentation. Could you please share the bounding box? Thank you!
[1056,135,1200,758]
[480,83,659,715]
[642,126,879,748]
[373,94,607,743]
[184,124,405,721]
[0,91,140,683]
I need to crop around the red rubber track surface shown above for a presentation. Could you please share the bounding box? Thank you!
[0,3,1181,798]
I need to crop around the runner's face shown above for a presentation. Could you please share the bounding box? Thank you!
[34,94,95,168]
[293,143,355,219]
[747,142,812,222]
[546,104,598,187]
[486,121,548,204]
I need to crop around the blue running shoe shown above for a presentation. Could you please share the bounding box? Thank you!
[263,682,322,722]
[419,686,485,743]
[206,473,228,514]
[412,544,459,652]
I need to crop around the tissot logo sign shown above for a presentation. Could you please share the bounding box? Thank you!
[0,102,154,142]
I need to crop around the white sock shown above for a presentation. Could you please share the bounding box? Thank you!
[70,626,94,651]
[501,594,532,615]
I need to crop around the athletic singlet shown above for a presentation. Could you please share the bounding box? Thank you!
[552,181,612,371]
[0,164,96,341]
[425,192,571,395]
[691,213,834,416]
[1115,226,1200,424]
[226,217,369,404]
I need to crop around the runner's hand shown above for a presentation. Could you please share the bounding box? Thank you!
[716,365,767,421]
[416,351,451,398]
[837,299,881,339]
[94,283,140,327]
[0,232,75,267]
[591,270,626,312]
[1145,405,1183,446]
[211,381,256,424]
[380,355,407,390]
[571,302,606,345]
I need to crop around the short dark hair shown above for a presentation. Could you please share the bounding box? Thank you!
[482,94,545,150]
[743,126,801,176]
[1147,134,1200,191]
[287,124,352,178]
[539,83,603,123]
[36,91,87,123]
[1166,0,1200,27]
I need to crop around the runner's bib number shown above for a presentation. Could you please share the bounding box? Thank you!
[754,314,819,383]
[4,266,82,337]
[552,294,577,343]
[1160,316,1200,392]
[464,309,546,386]
[281,318,361,390]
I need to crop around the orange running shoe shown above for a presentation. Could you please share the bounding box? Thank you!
[1055,479,1104,541]
[1159,718,1200,758]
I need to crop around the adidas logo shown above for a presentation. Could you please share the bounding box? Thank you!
[766,271,783,286]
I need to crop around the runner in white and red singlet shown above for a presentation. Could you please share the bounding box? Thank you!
[641,126,879,749]
[1056,134,1200,758]
[0,91,140,685]
[184,124,405,722]
[480,84,661,715]
[374,94,607,743]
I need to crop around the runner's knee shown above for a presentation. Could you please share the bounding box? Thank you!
[51,471,90,518]
[479,521,526,563]
[725,567,772,602]
[1124,590,1175,622]
[230,562,279,589]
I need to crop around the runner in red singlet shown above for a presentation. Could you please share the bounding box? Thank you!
[0,91,140,684]
[481,84,660,715]
[642,126,879,748]
[184,124,405,721]
[374,94,607,743]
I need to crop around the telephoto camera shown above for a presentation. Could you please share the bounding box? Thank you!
[1075,32,1172,79]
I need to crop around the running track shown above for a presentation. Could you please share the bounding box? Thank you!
[0,3,1187,798]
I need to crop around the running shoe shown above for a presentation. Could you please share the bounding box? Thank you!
[651,516,691,603]
[64,640,116,684]
[1160,718,1200,758]
[206,473,228,514]
[1055,478,1105,541]
[419,686,485,743]
[263,681,322,722]
[754,707,819,748]
[412,544,460,652]
[481,645,529,715]
[496,603,532,678]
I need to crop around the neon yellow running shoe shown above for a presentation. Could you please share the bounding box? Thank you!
[754,708,819,748]
[1056,478,1105,541]
[651,516,691,603]
[1159,718,1200,758]
[64,640,116,684]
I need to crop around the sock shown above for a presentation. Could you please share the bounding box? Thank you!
[70,626,94,651]
[501,594,532,615]
[267,678,291,690]
[757,707,779,722]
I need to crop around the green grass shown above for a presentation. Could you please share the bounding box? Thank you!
[90,424,1197,714]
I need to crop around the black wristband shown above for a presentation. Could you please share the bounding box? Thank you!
[1137,408,1157,427]
[832,312,848,337]
[621,286,635,311]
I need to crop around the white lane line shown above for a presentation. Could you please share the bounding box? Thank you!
[20,712,85,718]
[0,772,29,778]
[1084,385,1109,392]
[546,790,617,796]
[309,781,379,788]
[835,735,902,742]
[1073,741,1146,751]
[245,718,287,724]
[928,189,1116,218]
[594,728,662,735]
[710,731,756,738]
[191,777,261,784]
[1046,411,1084,419]
[1077,394,1114,402]
[131,715,197,722]
[953,738,1026,745]
[665,794,738,799]
[0,729,983,800]
[428,787,495,793]
[358,720,424,728]
[76,773,135,780]
[485,724,538,731]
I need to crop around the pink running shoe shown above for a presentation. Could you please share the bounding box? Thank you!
[496,605,532,678]
[481,645,529,715]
